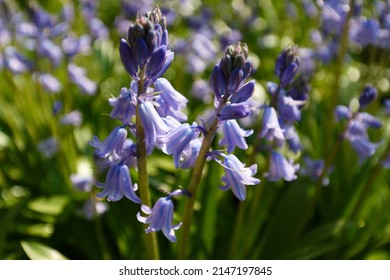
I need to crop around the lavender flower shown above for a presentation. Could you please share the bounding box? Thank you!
[259,106,285,142]
[96,162,141,203]
[159,123,200,168]
[68,63,97,95]
[219,119,253,153]
[108,87,136,124]
[217,153,260,201]
[89,126,128,160]
[138,100,170,149]
[38,72,62,94]
[137,189,190,242]
[265,151,299,182]
[60,110,82,127]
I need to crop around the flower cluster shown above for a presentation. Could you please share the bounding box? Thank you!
[335,85,382,163]
[259,45,307,182]
[90,7,190,242]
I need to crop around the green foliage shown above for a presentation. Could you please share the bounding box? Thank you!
[0,0,389,260]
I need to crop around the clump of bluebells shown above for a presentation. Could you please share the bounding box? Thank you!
[258,45,307,182]
[90,7,260,246]
[335,85,382,163]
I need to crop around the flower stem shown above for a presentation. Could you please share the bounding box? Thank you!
[178,94,230,259]
[178,116,219,259]
[136,66,160,260]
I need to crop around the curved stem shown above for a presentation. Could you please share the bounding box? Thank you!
[178,95,230,259]
[178,117,219,259]
[136,66,160,260]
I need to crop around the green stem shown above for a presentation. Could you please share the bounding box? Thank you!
[331,0,355,108]
[349,141,390,220]
[178,95,229,259]
[136,66,160,260]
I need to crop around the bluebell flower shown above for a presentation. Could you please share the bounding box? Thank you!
[300,156,330,186]
[3,47,32,74]
[278,95,302,123]
[108,87,136,124]
[283,124,302,153]
[38,39,63,66]
[335,105,351,121]
[154,78,188,111]
[37,137,58,159]
[219,119,253,153]
[154,78,188,121]
[89,126,128,160]
[348,135,381,163]
[137,189,190,242]
[70,173,94,192]
[159,123,200,168]
[68,63,97,95]
[265,151,299,182]
[217,153,260,201]
[38,73,62,94]
[138,100,170,148]
[96,162,141,203]
[180,138,202,169]
[350,17,379,47]
[60,110,82,127]
[259,106,285,142]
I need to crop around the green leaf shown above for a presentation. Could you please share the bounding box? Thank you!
[21,241,68,260]
[27,196,68,216]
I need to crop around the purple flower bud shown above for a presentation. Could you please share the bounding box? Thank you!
[218,154,260,201]
[210,65,226,99]
[265,151,299,182]
[218,102,250,120]
[89,126,127,159]
[137,196,181,242]
[146,45,167,79]
[275,45,300,87]
[230,80,255,103]
[119,39,138,77]
[259,106,285,141]
[135,38,149,66]
[358,85,377,108]
[180,138,201,169]
[96,163,141,203]
[219,119,253,153]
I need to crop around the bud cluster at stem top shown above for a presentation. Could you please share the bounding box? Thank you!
[210,42,253,102]
[127,7,167,51]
